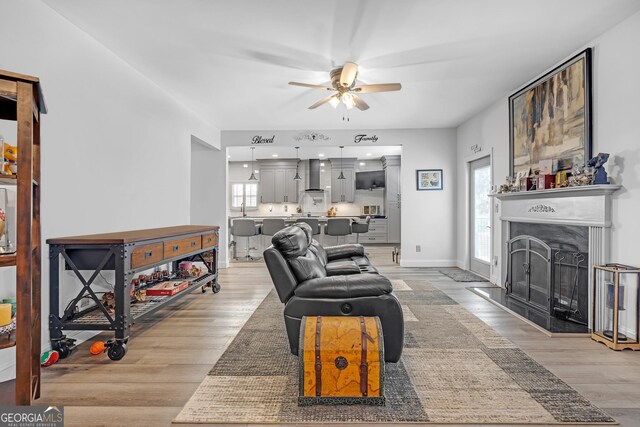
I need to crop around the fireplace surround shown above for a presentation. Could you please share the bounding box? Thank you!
[492,185,621,330]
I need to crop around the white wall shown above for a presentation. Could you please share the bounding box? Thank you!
[456,10,640,283]
[220,129,458,267]
[0,0,219,381]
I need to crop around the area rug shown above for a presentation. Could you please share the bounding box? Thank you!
[174,280,614,424]
[438,267,489,282]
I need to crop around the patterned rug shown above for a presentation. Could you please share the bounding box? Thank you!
[174,280,614,424]
[438,267,489,282]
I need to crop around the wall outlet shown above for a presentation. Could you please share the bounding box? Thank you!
[416,245,421,252]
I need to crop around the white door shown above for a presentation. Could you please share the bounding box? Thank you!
[469,156,491,278]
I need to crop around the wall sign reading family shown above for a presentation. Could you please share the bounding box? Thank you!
[251,135,275,144]
[354,134,379,143]
[416,169,443,190]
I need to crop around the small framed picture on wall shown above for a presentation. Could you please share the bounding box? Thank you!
[416,169,443,191]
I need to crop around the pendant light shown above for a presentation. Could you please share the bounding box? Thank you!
[248,147,257,181]
[338,146,346,180]
[293,146,302,180]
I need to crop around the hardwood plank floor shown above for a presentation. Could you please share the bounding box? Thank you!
[31,245,640,426]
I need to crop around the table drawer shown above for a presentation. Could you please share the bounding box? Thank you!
[202,232,218,248]
[131,243,164,269]
[164,236,202,259]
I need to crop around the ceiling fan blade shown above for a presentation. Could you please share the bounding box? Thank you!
[353,83,402,93]
[352,94,370,111]
[289,82,334,90]
[308,95,336,109]
[339,62,358,87]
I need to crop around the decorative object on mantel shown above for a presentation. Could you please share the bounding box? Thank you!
[416,169,443,191]
[509,48,592,176]
[592,263,639,351]
[293,131,331,142]
[587,153,610,185]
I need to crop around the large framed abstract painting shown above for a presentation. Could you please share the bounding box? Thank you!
[509,48,592,176]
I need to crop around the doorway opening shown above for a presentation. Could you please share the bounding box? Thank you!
[469,156,491,278]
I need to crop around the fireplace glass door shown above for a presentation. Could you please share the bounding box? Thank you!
[507,235,552,312]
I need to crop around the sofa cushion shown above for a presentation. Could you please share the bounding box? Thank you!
[325,260,361,276]
[309,239,328,267]
[287,249,326,282]
[294,274,393,298]
[271,224,311,258]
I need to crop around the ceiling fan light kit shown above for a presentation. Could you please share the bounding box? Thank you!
[288,62,401,114]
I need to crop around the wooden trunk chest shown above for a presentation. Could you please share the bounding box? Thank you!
[298,316,385,405]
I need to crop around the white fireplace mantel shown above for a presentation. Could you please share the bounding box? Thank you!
[491,185,621,227]
[490,184,622,329]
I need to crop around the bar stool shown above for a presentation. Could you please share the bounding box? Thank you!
[232,219,261,261]
[261,218,286,247]
[351,216,371,243]
[326,218,352,245]
[295,218,321,236]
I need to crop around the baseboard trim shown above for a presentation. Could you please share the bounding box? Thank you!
[399,259,458,268]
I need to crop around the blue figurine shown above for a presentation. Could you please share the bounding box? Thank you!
[587,153,610,185]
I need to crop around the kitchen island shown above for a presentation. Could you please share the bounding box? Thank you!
[228,216,389,257]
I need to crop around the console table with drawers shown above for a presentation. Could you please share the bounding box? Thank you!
[47,225,219,361]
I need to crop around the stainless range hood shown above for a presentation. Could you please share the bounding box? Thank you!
[305,159,324,192]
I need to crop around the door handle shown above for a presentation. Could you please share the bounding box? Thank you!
[522,263,530,275]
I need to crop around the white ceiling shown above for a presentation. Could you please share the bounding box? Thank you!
[45,0,640,130]
[228,145,402,162]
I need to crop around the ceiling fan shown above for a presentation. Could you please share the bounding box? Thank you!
[289,62,401,111]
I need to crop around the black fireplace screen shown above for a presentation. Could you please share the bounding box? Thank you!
[506,234,588,325]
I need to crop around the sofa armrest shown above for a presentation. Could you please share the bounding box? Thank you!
[324,244,365,261]
[325,260,361,276]
[294,274,392,298]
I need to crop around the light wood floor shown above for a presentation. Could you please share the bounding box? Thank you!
[31,246,640,426]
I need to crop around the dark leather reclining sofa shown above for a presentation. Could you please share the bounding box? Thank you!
[263,222,404,362]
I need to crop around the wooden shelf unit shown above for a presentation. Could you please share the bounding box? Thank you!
[0,69,46,405]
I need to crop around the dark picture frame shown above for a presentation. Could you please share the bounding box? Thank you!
[509,48,592,176]
[416,169,443,190]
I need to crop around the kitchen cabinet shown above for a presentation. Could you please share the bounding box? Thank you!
[329,158,356,203]
[259,160,299,203]
[357,218,388,243]
[382,156,401,243]
[260,168,276,203]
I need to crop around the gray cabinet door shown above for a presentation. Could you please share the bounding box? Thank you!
[260,168,276,203]
[330,168,354,203]
[385,164,401,243]
[274,169,286,202]
[284,168,299,203]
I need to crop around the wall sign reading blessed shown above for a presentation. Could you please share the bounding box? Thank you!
[354,134,379,143]
[252,135,275,144]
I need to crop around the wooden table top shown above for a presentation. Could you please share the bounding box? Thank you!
[46,225,219,245]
